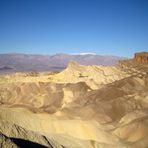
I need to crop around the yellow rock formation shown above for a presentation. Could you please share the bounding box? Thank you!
[0,60,148,147]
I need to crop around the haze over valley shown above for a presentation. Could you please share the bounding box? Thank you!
[0,53,125,73]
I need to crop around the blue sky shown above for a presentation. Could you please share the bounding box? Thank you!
[0,0,148,57]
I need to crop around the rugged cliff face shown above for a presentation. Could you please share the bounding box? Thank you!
[118,52,148,67]
[134,52,148,64]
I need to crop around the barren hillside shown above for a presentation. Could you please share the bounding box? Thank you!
[0,54,148,148]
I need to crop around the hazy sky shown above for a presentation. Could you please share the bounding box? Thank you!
[0,0,148,57]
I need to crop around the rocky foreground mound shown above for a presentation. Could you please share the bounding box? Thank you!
[0,58,148,148]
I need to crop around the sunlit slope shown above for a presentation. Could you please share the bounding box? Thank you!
[0,61,130,88]
[49,61,130,89]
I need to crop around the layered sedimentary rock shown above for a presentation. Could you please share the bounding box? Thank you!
[134,52,148,64]
[118,52,148,67]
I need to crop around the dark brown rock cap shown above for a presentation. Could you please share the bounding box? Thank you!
[134,52,148,63]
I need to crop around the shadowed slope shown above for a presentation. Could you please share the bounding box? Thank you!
[10,138,48,148]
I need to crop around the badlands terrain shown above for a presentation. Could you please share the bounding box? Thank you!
[0,54,148,148]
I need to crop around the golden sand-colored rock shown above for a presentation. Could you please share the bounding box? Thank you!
[49,61,130,89]
[0,60,148,148]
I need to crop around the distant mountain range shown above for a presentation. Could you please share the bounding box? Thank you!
[0,53,126,73]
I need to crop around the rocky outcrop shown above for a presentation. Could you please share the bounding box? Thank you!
[0,133,18,148]
[0,119,63,148]
[118,52,148,67]
[134,52,148,64]
[50,61,130,89]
